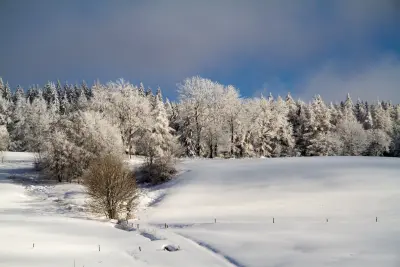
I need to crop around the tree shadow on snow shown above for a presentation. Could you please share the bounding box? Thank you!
[143,170,191,208]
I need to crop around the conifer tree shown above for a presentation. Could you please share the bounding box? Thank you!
[3,82,12,102]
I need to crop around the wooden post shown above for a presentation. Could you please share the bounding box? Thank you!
[98,245,100,252]
[326,218,328,223]
[376,217,378,223]
[214,218,216,223]
[273,218,275,224]
[139,246,141,252]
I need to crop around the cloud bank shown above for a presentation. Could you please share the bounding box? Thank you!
[297,55,400,103]
[0,0,399,95]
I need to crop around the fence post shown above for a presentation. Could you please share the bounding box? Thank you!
[376,217,378,223]
[273,217,275,224]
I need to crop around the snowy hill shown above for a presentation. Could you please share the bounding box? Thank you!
[1,153,400,266]
[140,157,400,267]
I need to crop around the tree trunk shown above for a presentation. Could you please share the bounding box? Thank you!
[230,121,234,157]
[128,130,133,159]
[239,144,244,158]
[108,208,116,219]
[195,108,201,157]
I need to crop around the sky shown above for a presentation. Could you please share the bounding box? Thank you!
[0,0,400,102]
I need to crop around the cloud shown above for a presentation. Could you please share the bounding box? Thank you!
[0,0,399,90]
[296,55,400,103]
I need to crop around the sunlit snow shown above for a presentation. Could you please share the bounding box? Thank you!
[1,152,400,266]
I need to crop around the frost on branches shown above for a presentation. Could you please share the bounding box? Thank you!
[0,75,399,173]
[41,111,123,182]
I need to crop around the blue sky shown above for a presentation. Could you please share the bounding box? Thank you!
[1,0,400,102]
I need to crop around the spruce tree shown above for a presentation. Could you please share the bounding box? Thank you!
[77,87,88,110]
[342,93,356,122]
[3,82,12,102]
[372,102,393,134]
[355,98,367,126]
[59,91,69,115]
[9,86,27,151]
[82,80,93,99]
[56,80,63,98]
[26,86,38,104]
[138,82,145,97]
[271,96,294,157]
[306,95,334,156]
[156,86,163,102]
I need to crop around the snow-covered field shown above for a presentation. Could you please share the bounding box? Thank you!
[142,157,400,266]
[1,152,400,266]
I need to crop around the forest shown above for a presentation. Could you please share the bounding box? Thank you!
[0,75,399,170]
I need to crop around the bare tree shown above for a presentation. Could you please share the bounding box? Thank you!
[83,155,137,220]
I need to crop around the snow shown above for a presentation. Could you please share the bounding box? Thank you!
[1,152,400,266]
[0,151,36,162]
[0,152,238,267]
[125,155,146,168]
[140,157,400,267]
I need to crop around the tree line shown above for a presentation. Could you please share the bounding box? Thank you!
[0,75,399,163]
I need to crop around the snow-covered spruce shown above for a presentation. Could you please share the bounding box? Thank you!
[0,76,399,161]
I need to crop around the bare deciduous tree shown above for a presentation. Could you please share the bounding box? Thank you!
[84,155,137,220]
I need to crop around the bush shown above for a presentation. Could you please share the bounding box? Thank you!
[83,155,137,220]
[139,154,177,185]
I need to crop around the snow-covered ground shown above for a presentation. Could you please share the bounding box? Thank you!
[0,153,238,267]
[140,157,400,267]
[1,153,400,266]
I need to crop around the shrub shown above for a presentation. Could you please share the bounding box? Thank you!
[139,154,177,185]
[83,154,137,220]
